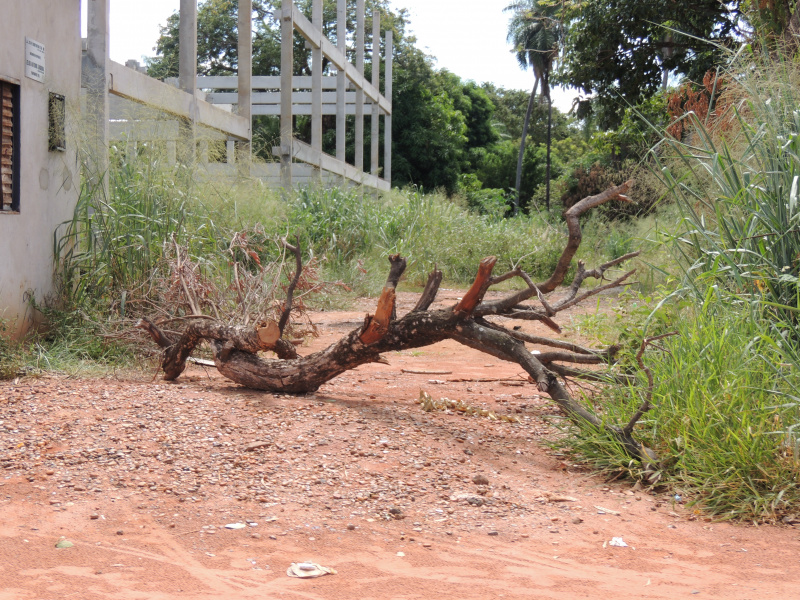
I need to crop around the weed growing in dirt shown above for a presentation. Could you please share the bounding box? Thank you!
[0,317,26,380]
[561,299,800,522]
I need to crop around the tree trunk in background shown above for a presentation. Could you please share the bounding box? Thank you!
[661,32,674,91]
[514,75,539,214]
[544,70,552,211]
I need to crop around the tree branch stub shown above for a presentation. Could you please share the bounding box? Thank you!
[413,268,443,312]
[359,287,396,345]
[277,237,303,335]
[359,254,406,345]
[454,256,497,317]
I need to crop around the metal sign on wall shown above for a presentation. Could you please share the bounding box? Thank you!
[25,37,45,83]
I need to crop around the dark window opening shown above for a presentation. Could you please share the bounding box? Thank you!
[49,92,66,152]
[1,79,20,212]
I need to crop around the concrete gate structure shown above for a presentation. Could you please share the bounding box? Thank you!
[97,0,393,190]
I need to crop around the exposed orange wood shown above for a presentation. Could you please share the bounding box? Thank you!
[257,320,281,346]
[359,287,396,345]
[454,256,497,316]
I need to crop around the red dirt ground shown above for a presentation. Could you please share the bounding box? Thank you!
[2,291,799,599]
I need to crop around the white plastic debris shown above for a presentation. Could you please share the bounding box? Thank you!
[609,537,629,547]
[225,523,247,530]
[286,562,337,578]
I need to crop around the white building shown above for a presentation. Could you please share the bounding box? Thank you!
[0,1,82,338]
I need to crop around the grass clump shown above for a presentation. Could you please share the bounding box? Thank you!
[563,297,800,522]
[0,318,26,380]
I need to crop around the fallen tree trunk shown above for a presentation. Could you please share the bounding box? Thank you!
[137,181,660,471]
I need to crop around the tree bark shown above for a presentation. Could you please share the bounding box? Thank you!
[537,180,632,293]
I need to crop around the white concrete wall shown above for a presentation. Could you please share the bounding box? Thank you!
[0,1,81,338]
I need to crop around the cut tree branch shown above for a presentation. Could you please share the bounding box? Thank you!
[538,180,631,293]
[454,256,497,317]
[359,254,406,344]
[138,182,659,466]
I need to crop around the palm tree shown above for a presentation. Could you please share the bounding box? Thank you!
[505,0,562,211]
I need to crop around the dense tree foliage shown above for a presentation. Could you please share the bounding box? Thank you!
[558,0,740,128]
[391,56,468,193]
[145,0,563,198]
[473,85,572,203]
[136,0,800,219]
[147,0,280,79]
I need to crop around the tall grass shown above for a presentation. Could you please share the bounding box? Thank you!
[53,162,583,316]
[54,149,223,308]
[651,47,800,330]
[564,298,800,521]
[562,45,800,521]
[49,145,624,323]
[284,186,575,289]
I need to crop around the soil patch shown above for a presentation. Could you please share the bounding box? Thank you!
[2,291,799,598]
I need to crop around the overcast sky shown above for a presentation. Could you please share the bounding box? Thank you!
[83,0,574,111]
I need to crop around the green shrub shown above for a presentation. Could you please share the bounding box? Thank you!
[604,229,634,261]
[456,173,511,222]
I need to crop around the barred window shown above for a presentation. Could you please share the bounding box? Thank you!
[49,92,66,152]
[1,79,20,212]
